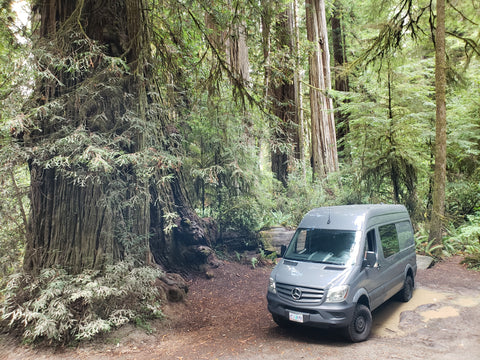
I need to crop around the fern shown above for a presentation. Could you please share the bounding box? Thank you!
[0,261,165,344]
[76,317,112,341]
[445,214,480,248]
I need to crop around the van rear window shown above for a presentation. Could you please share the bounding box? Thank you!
[379,223,400,258]
[397,221,415,250]
[284,228,358,265]
[378,221,414,258]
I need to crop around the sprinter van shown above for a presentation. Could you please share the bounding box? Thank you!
[267,204,417,342]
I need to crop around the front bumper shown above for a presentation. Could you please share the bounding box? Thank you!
[267,292,356,328]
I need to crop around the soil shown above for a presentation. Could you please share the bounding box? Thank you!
[1,256,480,360]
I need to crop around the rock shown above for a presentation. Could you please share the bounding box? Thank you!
[220,230,260,252]
[157,272,188,303]
[417,254,434,270]
[259,226,295,253]
[207,253,222,268]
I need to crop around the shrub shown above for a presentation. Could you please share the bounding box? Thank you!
[263,163,340,229]
[0,165,29,285]
[0,261,164,344]
[445,214,480,250]
[445,213,480,268]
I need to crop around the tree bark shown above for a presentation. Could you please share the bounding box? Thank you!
[23,0,211,274]
[292,0,305,172]
[226,11,250,85]
[331,0,349,152]
[428,0,447,252]
[306,0,339,178]
[263,1,305,186]
[269,6,297,187]
[331,0,348,93]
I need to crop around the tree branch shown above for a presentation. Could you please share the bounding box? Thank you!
[447,0,479,26]
[445,31,480,58]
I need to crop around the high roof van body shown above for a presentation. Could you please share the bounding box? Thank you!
[267,204,417,342]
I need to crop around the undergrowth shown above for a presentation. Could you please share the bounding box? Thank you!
[446,213,480,269]
[414,213,480,269]
[0,261,164,345]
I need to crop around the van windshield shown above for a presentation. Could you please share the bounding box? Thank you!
[284,228,359,266]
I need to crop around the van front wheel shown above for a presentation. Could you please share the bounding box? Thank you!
[345,304,372,342]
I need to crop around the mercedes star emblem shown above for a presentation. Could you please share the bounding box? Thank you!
[291,287,302,300]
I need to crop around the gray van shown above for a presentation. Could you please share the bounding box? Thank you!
[267,204,417,342]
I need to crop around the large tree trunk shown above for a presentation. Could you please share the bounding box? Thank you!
[292,0,305,171]
[23,0,211,274]
[269,6,297,187]
[331,0,348,93]
[226,12,250,85]
[428,0,447,253]
[306,0,339,178]
[263,1,303,186]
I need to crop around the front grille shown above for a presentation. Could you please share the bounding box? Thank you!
[276,282,325,303]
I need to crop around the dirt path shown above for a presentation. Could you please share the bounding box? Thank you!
[1,256,480,360]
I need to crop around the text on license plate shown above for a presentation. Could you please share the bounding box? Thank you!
[288,311,304,323]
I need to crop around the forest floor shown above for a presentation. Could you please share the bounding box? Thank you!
[1,256,480,360]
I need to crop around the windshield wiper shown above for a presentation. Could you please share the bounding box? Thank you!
[315,260,341,265]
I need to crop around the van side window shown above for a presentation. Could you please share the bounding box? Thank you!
[379,223,400,258]
[366,229,376,253]
[397,221,414,250]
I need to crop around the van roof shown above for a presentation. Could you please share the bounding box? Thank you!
[298,204,409,231]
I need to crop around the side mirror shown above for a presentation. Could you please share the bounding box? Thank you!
[363,251,377,268]
[280,245,287,257]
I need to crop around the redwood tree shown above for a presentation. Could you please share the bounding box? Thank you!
[22,0,212,274]
[331,0,349,151]
[306,0,339,178]
[269,5,297,187]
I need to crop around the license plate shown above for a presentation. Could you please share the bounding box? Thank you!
[289,311,304,323]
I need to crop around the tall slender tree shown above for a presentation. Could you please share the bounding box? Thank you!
[331,0,349,152]
[269,4,297,186]
[428,0,447,251]
[306,0,339,178]
[261,0,304,186]
[292,0,305,174]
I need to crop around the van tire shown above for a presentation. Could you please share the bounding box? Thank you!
[345,304,372,342]
[398,275,414,302]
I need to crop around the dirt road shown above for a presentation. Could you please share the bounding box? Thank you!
[1,256,480,360]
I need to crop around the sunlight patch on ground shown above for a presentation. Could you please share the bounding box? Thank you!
[420,306,459,321]
[372,288,478,338]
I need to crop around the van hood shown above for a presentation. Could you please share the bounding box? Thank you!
[272,259,350,289]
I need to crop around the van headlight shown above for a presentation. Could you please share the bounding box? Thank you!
[326,285,349,303]
[268,277,276,294]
